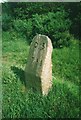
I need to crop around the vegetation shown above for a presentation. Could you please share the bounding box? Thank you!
[2,3,81,46]
[2,2,80,118]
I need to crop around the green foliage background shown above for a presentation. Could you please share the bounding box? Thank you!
[2,2,81,47]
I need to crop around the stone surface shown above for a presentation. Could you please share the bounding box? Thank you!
[25,34,53,95]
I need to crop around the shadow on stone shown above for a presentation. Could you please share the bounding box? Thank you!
[11,66,26,86]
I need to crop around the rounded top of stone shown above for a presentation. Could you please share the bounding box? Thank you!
[34,34,52,42]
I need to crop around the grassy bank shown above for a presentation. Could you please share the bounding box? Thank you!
[2,31,79,118]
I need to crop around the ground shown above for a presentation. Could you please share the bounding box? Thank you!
[2,31,80,118]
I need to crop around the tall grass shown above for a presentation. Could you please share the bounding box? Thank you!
[2,31,80,118]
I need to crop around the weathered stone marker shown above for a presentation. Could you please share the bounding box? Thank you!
[25,34,53,95]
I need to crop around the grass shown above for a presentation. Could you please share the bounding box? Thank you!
[2,31,80,118]
[52,40,79,85]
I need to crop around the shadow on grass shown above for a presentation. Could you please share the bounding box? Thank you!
[11,66,26,86]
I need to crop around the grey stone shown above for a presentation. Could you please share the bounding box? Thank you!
[25,34,53,95]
